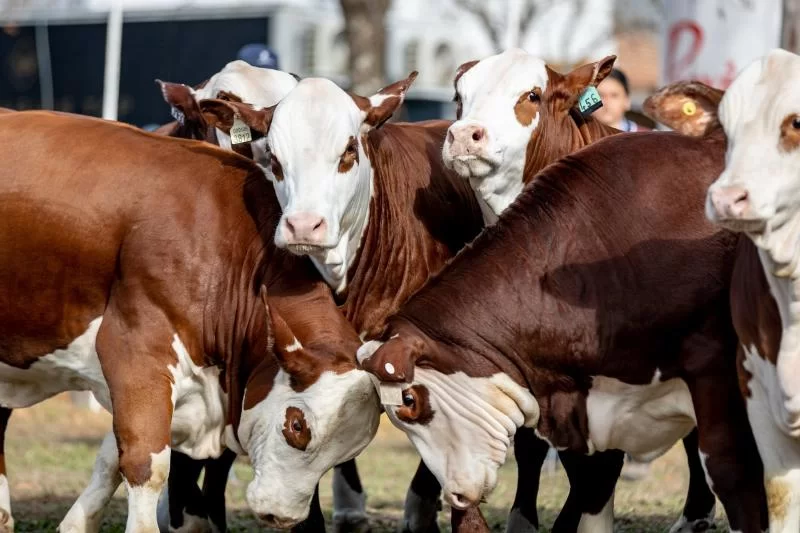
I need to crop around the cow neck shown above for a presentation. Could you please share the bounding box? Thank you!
[522,110,618,186]
[338,121,485,339]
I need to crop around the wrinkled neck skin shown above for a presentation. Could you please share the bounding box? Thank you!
[750,214,800,426]
[311,143,373,295]
[469,156,526,224]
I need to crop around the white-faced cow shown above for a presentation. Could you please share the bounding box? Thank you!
[705,48,800,532]
[358,107,771,532]
[0,111,381,532]
[441,49,718,533]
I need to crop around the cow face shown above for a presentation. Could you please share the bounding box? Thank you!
[356,332,537,510]
[266,74,417,290]
[238,299,381,528]
[707,49,800,263]
[443,49,615,217]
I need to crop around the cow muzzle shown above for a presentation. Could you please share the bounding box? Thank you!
[709,185,750,220]
[446,123,489,159]
[279,212,330,253]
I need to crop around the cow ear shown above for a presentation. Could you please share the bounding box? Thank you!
[199,99,275,135]
[357,335,421,384]
[156,79,206,129]
[351,71,418,133]
[261,288,315,380]
[643,81,724,137]
[555,55,617,110]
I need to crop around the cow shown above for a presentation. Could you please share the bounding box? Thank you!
[704,48,800,533]
[152,61,301,533]
[0,110,381,532]
[441,48,717,533]
[357,114,771,532]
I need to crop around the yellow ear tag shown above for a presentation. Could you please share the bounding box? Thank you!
[682,101,697,116]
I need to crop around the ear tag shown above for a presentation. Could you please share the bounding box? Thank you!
[682,101,697,116]
[230,115,252,145]
[578,86,603,116]
[367,373,405,406]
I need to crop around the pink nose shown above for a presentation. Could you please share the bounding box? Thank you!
[710,186,750,219]
[283,213,327,244]
[446,123,488,157]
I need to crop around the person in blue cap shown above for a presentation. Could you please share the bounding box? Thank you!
[237,43,280,70]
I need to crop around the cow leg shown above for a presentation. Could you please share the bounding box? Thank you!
[201,449,237,532]
[291,485,326,533]
[60,432,123,533]
[156,452,207,533]
[332,459,369,532]
[668,429,717,533]
[451,507,489,533]
[0,408,12,533]
[689,374,768,533]
[552,449,623,533]
[742,367,800,532]
[402,461,441,533]
[505,427,549,533]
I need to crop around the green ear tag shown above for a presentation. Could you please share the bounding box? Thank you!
[578,86,603,116]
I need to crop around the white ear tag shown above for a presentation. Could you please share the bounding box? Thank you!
[367,373,405,406]
[379,382,404,406]
[230,115,252,145]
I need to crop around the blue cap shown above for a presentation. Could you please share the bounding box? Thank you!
[237,44,280,70]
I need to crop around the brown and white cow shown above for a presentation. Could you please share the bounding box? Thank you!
[238,73,489,530]
[441,49,717,533]
[0,111,381,532]
[442,48,619,223]
[358,120,771,532]
[703,49,800,532]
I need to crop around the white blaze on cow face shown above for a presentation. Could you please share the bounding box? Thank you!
[707,49,800,265]
[267,74,417,293]
[356,340,537,509]
[443,49,549,219]
[236,303,381,528]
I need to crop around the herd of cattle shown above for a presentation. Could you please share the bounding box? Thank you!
[0,43,799,533]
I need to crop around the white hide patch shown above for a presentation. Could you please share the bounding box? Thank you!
[585,373,696,460]
[576,491,614,533]
[124,446,171,533]
[61,432,122,533]
[238,367,380,524]
[168,335,228,459]
[267,78,374,294]
[381,369,537,506]
[443,48,549,220]
[0,317,111,410]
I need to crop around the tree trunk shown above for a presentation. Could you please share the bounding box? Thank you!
[339,0,390,95]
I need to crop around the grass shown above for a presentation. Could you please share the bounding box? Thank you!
[6,395,731,532]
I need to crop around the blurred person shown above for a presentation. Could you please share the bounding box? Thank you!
[595,68,650,132]
[237,43,280,70]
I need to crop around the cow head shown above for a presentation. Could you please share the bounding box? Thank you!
[356,326,537,510]
[237,293,381,527]
[156,59,298,158]
[443,48,615,218]
[264,73,417,292]
[706,49,800,270]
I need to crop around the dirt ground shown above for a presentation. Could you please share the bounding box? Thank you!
[6,395,729,532]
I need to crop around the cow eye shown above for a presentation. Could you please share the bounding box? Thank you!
[792,117,800,130]
[528,90,540,103]
[291,419,303,432]
[402,392,415,407]
[345,141,357,155]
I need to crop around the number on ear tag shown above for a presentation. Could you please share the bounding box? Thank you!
[578,86,603,116]
[379,382,404,406]
[230,116,252,145]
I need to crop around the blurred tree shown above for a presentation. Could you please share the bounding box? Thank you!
[454,0,539,50]
[339,0,390,95]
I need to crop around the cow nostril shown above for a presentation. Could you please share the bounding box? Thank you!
[313,219,324,231]
[471,129,483,142]
[447,130,454,144]
[734,190,749,204]
[285,219,295,234]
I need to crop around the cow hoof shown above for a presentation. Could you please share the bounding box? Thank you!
[668,515,716,533]
[504,508,537,533]
[333,512,370,533]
